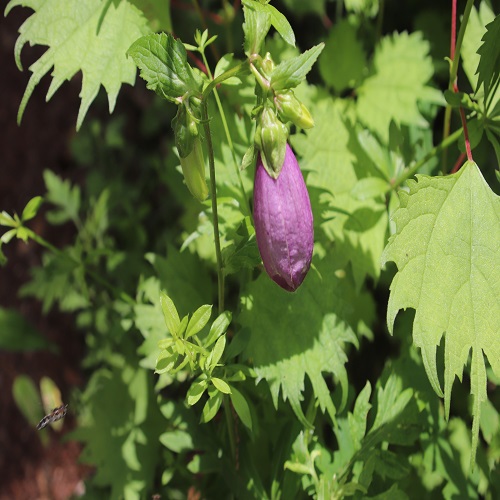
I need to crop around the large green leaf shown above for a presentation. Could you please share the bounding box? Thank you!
[239,256,373,428]
[382,161,500,466]
[292,98,388,286]
[357,31,444,143]
[6,0,150,130]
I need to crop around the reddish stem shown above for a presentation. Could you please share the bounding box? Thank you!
[451,152,466,173]
[448,0,473,168]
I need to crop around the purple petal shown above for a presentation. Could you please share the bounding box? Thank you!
[253,144,314,291]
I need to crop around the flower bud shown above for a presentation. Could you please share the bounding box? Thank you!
[254,106,288,177]
[180,137,208,201]
[253,144,313,291]
[275,90,314,129]
[172,105,195,159]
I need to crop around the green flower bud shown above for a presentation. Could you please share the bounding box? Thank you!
[172,105,195,159]
[275,90,314,129]
[254,106,288,178]
[179,137,208,201]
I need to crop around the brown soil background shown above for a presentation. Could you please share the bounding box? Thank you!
[1,8,92,499]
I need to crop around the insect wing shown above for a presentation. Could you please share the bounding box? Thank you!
[36,404,68,430]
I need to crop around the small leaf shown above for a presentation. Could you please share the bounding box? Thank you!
[229,385,253,431]
[21,196,43,222]
[159,429,194,453]
[242,0,272,56]
[185,304,212,339]
[6,0,150,130]
[268,4,295,47]
[205,311,232,347]
[270,43,325,91]
[160,292,180,335]
[211,377,231,394]
[128,32,201,102]
[200,391,223,423]
[0,211,16,227]
[186,379,208,406]
[209,335,226,371]
[43,170,81,225]
[1,229,17,245]
[155,350,176,374]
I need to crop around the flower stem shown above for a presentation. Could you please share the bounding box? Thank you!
[201,100,225,314]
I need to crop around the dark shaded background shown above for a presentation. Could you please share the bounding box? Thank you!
[0,8,91,499]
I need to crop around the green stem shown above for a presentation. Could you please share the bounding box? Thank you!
[201,100,225,314]
[201,53,251,216]
[393,128,463,189]
[26,229,135,305]
[202,61,248,102]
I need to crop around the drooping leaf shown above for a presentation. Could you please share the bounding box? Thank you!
[6,0,151,130]
[356,31,444,143]
[382,161,500,467]
[239,256,370,427]
[128,32,201,102]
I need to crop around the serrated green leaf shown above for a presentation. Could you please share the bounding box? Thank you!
[348,381,372,447]
[128,32,201,102]
[239,257,362,427]
[292,99,389,286]
[205,310,232,347]
[357,32,444,143]
[462,3,495,92]
[319,20,366,93]
[43,170,81,225]
[382,161,500,468]
[242,0,272,56]
[159,292,180,335]
[185,304,212,339]
[211,377,231,394]
[21,196,43,222]
[270,43,324,91]
[476,14,500,106]
[229,385,253,432]
[200,391,223,423]
[6,0,150,130]
[1,229,17,245]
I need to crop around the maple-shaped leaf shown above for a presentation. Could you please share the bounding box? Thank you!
[292,98,388,287]
[356,31,444,144]
[239,256,373,428]
[6,0,151,130]
[382,161,500,467]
